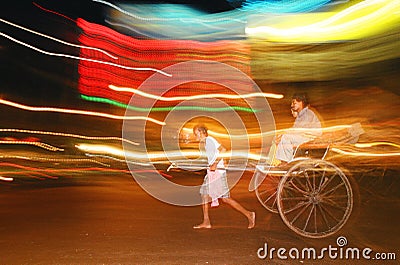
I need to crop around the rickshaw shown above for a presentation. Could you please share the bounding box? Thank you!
[169,123,365,238]
[254,123,364,238]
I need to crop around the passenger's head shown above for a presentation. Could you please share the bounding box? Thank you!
[291,92,309,112]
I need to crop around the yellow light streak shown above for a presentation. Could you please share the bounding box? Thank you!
[109,85,284,100]
[246,0,400,42]
[0,98,165,125]
[331,147,400,157]
[355,142,400,149]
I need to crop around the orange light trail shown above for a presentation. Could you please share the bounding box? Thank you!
[0,32,171,77]
[0,140,63,152]
[0,155,110,167]
[0,128,139,146]
[0,163,173,180]
[0,98,166,125]
[0,163,129,175]
[109,84,284,100]
[0,18,118,59]
[331,147,400,157]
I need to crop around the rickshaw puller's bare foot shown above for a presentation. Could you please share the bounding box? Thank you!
[248,212,256,229]
[193,223,212,229]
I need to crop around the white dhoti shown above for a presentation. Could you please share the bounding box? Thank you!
[275,133,311,162]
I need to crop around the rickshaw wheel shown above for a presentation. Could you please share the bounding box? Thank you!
[277,159,353,238]
[255,170,281,213]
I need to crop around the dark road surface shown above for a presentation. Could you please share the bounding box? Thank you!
[0,168,398,265]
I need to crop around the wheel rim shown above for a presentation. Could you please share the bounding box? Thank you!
[277,160,353,238]
[255,171,281,213]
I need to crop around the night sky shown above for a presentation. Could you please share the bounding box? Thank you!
[1,0,238,103]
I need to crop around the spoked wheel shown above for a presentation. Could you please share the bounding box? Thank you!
[255,170,281,213]
[277,159,353,238]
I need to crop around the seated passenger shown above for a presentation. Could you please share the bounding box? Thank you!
[271,92,322,167]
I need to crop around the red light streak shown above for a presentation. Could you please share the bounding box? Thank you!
[32,2,76,23]
[76,18,253,106]
[0,162,173,180]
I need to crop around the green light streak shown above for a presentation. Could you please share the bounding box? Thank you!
[80,95,258,113]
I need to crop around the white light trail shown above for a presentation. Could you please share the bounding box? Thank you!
[0,18,117,59]
[0,98,166,125]
[0,128,139,146]
[109,84,284,100]
[0,32,172,77]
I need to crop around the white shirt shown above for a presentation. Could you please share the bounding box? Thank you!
[293,107,322,136]
[205,136,225,169]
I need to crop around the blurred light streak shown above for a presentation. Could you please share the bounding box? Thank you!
[331,147,400,157]
[103,5,246,40]
[0,98,166,125]
[249,27,400,81]
[0,18,117,59]
[0,176,14,182]
[81,94,258,113]
[92,0,246,24]
[0,128,139,146]
[76,143,269,162]
[0,155,109,167]
[0,163,58,179]
[32,2,76,23]
[240,0,333,13]
[0,162,130,175]
[76,18,252,107]
[99,0,351,40]
[355,142,400,149]
[0,32,171,76]
[94,0,246,23]
[246,0,400,42]
[85,153,152,166]
[0,140,63,152]
[181,124,356,139]
[109,84,283,100]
